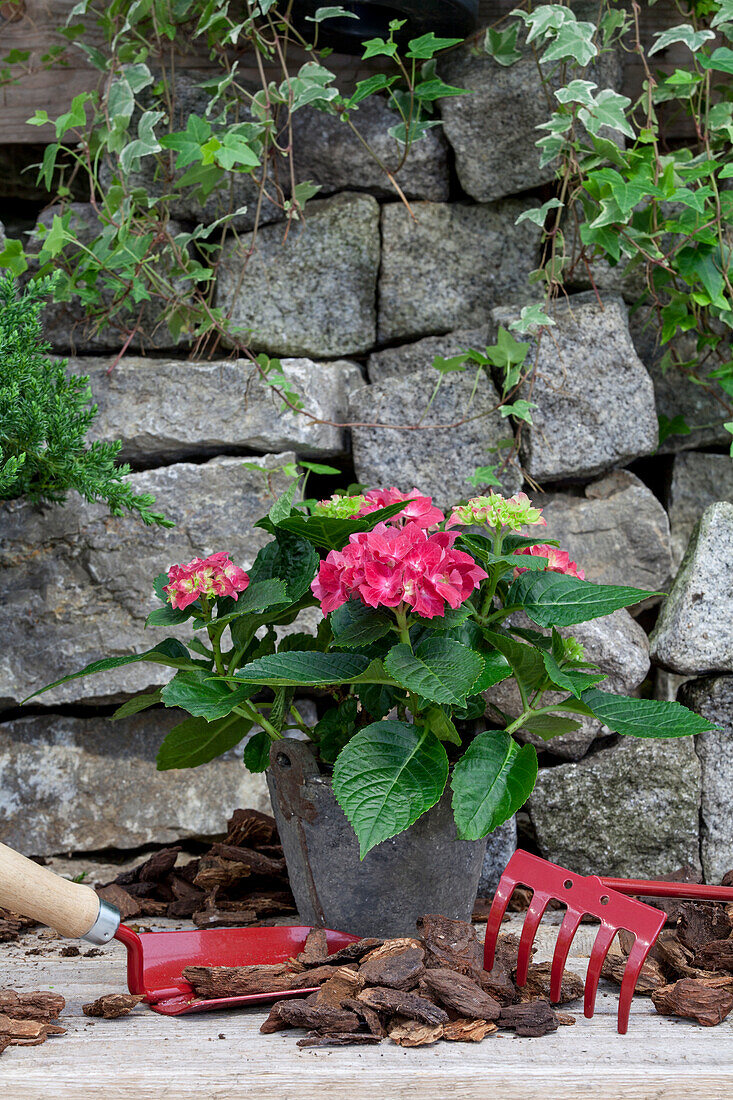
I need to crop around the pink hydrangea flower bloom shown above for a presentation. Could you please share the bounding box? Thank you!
[164,552,250,610]
[513,544,585,580]
[355,487,445,529]
[311,521,487,619]
[447,492,547,532]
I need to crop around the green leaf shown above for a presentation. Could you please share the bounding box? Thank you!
[483,631,547,694]
[580,688,718,738]
[156,713,252,770]
[306,5,359,21]
[236,578,289,614]
[451,731,538,840]
[423,705,462,746]
[362,36,398,60]
[541,651,605,698]
[648,24,715,57]
[233,651,372,687]
[331,600,393,649]
[473,649,513,692]
[385,638,483,705]
[332,720,449,857]
[249,532,319,602]
[315,698,358,764]
[269,480,298,525]
[520,713,582,739]
[515,198,564,227]
[22,639,197,703]
[508,571,654,627]
[542,19,598,66]
[160,669,256,721]
[146,603,192,627]
[484,24,522,66]
[111,691,162,720]
[243,730,271,772]
[271,500,406,551]
[405,32,462,59]
[700,46,733,74]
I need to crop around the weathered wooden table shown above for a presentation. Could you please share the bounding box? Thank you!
[3,909,733,1100]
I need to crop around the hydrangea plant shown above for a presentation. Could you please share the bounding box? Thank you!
[27,484,714,857]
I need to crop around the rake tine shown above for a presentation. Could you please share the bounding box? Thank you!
[516,891,551,986]
[617,930,663,1035]
[583,923,618,1019]
[483,874,519,971]
[549,907,584,1002]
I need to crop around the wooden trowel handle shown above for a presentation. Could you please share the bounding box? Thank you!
[0,840,120,943]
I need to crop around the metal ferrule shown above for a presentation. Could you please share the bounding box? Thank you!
[82,899,121,945]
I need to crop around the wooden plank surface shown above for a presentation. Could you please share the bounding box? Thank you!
[1,0,700,144]
[2,912,733,1099]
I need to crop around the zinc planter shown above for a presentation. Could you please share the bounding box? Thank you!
[266,739,487,938]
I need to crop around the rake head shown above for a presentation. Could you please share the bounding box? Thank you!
[484,850,666,1034]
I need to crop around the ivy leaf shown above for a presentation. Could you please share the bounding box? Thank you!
[451,731,538,839]
[579,90,634,139]
[484,24,522,66]
[157,713,252,770]
[243,730,271,772]
[405,33,463,59]
[648,25,715,57]
[515,198,564,227]
[306,6,359,21]
[385,638,483,705]
[362,36,399,60]
[332,720,449,857]
[508,571,654,627]
[346,74,399,108]
[580,688,719,738]
[541,20,598,66]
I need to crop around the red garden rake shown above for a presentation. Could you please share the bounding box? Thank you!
[484,850,733,1034]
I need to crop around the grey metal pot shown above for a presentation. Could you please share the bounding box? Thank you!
[266,740,487,938]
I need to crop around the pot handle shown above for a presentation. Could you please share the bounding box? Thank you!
[0,840,120,944]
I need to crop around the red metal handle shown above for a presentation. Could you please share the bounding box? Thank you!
[599,878,733,902]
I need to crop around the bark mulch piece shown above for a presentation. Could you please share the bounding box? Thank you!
[652,977,733,1027]
[92,807,295,927]
[693,939,733,973]
[442,1018,498,1042]
[0,989,67,1051]
[260,999,360,1035]
[498,1000,560,1038]
[516,961,585,1006]
[388,1017,443,1047]
[296,1032,383,1047]
[0,909,38,943]
[296,926,329,967]
[676,902,733,954]
[82,994,145,1019]
[183,963,339,998]
[421,967,501,1020]
[357,986,449,1027]
[358,947,425,991]
[416,914,483,979]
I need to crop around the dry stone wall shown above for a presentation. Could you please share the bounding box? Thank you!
[1,27,731,885]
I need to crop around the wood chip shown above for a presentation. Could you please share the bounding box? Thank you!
[652,977,733,1026]
[341,997,386,1037]
[296,1032,382,1047]
[210,842,286,878]
[0,990,65,1020]
[359,938,420,965]
[316,938,383,967]
[191,906,257,929]
[601,949,668,995]
[693,939,733,973]
[259,998,360,1035]
[421,968,501,1020]
[556,1013,576,1026]
[442,1018,497,1042]
[416,915,483,979]
[517,961,584,1005]
[296,927,329,966]
[82,994,144,1019]
[0,1015,49,1044]
[358,986,448,1026]
[193,856,250,892]
[224,808,277,848]
[136,846,181,883]
[499,1001,560,1037]
[182,963,338,998]
[359,947,425,991]
[307,968,361,1008]
[676,902,732,953]
[95,884,141,921]
[388,1017,443,1046]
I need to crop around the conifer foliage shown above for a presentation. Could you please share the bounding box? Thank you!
[0,274,170,526]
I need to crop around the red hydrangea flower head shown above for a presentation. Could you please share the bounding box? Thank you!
[163,552,250,610]
[311,521,487,618]
[513,543,585,580]
[355,487,445,529]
